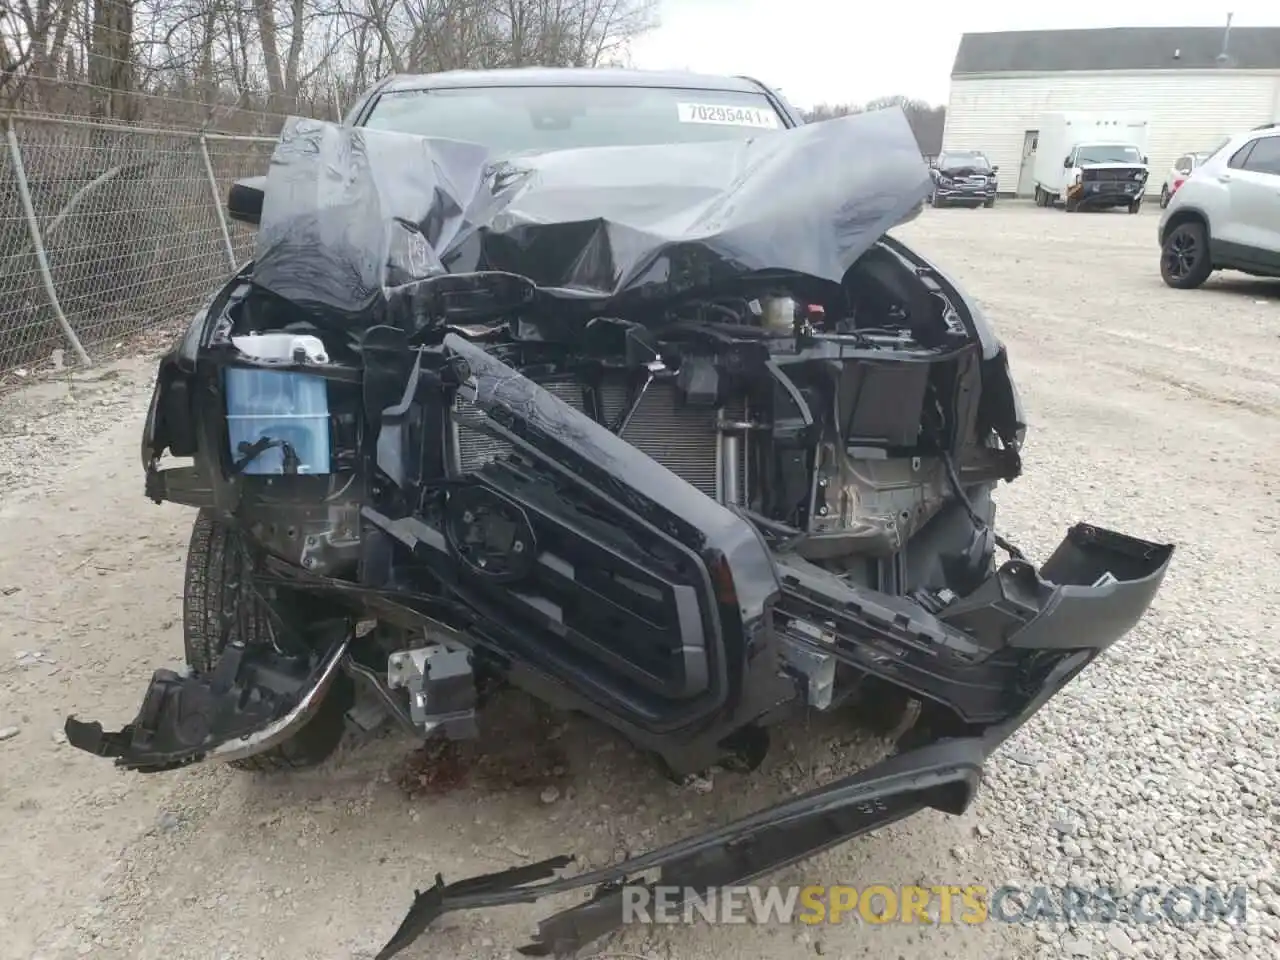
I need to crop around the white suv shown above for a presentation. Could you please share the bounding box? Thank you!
[1157,125,1280,289]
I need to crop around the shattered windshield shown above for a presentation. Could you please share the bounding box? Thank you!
[1077,144,1143,164]
[363,85,788,153]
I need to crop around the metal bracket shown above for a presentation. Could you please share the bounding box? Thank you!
[387,644,477,740]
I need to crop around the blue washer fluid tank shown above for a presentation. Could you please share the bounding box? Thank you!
[224,333,331,475]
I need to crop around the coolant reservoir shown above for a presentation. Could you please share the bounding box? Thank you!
[231,333,329,364]
[759,296,797,332]
[224,333,331,475]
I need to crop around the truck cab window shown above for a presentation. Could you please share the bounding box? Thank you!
[1074,144,1142,164]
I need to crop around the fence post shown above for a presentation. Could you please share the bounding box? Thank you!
[5,117,93,367]
[198,134,238,270]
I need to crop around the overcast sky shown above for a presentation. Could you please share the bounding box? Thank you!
[627,2,1280,109]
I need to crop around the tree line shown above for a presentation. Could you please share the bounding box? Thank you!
[2,0,949,138]
[804,96,946,157]
[1,0,661,130]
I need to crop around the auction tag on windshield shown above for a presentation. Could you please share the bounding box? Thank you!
[677,103,780,128]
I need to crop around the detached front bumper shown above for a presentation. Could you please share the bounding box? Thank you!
[379,737,989,958]
[373,523,1172,958]
[1071,180,1145,206]
[65,518,1170,956]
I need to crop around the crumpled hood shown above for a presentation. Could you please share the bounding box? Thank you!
[250,107,933,331]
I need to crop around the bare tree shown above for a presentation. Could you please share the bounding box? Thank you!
[804,102,862,122]
[2,0,78,102]
[88,0,134,119]
[803,95,946,157]
[3,0,655,127]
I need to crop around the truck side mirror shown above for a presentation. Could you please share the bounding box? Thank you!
[1142,155,1149,165]
[227,176,266,226]
[991,165,999,173]
[1063,156,1072,169]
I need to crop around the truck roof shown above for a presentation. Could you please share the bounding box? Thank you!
[378,68,771,95]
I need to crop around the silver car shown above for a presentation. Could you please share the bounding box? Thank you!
[1157,125,1280,289]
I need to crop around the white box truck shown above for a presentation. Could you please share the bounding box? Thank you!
[1032,113,1151,213]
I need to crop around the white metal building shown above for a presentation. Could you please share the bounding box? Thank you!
[942,26,1280,197]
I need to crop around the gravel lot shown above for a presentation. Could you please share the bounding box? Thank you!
[1,203,1277,960]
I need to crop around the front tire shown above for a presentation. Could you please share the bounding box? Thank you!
[1160,221,1213,290]
[983,197,995,209]
[1128,199,1142,214]
[1159,185,1170,208]
[184,509,352,773]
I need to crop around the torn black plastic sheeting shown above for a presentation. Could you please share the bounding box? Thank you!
[374,737,987,959]
[251,107,933,332]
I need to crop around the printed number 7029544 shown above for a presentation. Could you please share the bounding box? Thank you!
[676,102,781,129]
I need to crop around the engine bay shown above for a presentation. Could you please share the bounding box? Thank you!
[128,107,1050,780]
[164,234,1020,570]
[138,225,1034,770]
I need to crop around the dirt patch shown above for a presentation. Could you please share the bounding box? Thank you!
[397,696,571,799]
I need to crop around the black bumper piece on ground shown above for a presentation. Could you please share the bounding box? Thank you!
[373,524,1172,959]
[70,117,1172,958]
[376,737,987,959]
[62,520,1171,958]
[1073,181,1144,207]
[63,635,350,772]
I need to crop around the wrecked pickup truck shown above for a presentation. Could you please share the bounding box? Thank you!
[65,69,1173,958]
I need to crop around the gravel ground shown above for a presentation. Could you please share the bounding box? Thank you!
[1,203,1277,960]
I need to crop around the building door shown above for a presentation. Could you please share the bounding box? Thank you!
[1017,131,1039,198]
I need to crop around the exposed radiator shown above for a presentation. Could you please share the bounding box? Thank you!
[454,376,746,503]
[454,378,585,474]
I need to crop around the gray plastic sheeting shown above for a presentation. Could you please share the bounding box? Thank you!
[251,107,932,332]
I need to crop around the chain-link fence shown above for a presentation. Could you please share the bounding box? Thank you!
[0,113,276,374]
